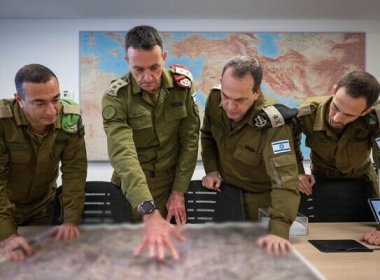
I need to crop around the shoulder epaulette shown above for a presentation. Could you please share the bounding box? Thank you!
[0,105,13,118]
[106,78,128,96]
[297,105,313,117]
[62,102,81,115]
[170,64,193,89]
[211,84,221,91]
[253,104,298,129]
[366,102,380,128]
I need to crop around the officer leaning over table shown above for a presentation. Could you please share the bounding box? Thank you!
[0,64,87,261]
[294,70,380,245]
[102,25,200,260]
[201,55,300,256]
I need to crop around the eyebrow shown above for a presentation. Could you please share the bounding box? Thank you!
[31,93,60,103]
[332,101,357,117]
[221,91,247,101]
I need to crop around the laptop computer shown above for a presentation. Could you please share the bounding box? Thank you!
[368,198,380,223]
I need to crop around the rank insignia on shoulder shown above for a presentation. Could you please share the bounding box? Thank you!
[170,64,193,89]
[106,78,128,96]
[211,84,221,91]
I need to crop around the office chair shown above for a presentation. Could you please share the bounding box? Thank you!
[51,181,131,225]
[298,177,375,222]
[185,180,245,223]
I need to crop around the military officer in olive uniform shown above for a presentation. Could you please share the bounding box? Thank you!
[201,56,300,256]
[295,70,380,246]
[0,64,87,261]
[102,25,199,260]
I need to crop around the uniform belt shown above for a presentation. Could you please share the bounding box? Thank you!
[143,167,175,178]
[312,167,343,179]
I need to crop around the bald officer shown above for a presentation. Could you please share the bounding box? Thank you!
[102,25,199,260]
[201,56,300,256]
[0,64,87,261]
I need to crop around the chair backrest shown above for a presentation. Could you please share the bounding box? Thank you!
[298,177,375,222]
[185,180,245,223]
[51,181,131,225]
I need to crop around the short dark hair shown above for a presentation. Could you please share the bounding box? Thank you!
[125,25,163,52]
[336,71,380,108]
[221,56,263,92]
[15,64,57,99]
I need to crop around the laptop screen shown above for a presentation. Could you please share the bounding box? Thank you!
[368,198,380,223]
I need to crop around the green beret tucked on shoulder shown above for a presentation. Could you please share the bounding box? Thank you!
[365,103,380,128]
[61,99,84,136]
[253,104,298,129]
[106,78,129,96]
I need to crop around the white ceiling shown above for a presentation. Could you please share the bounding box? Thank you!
[0,0,379,20]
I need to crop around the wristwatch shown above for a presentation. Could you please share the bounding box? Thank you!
[137,200,156,216]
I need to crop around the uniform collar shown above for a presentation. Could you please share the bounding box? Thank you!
[312,97,331,131]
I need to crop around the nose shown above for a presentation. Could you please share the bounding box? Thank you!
[46,102,57,115]
[142,70,154,82]
[333,111,344,123]
[226,100,237,111]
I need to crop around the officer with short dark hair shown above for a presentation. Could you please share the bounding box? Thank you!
[201,56,300,256]
[102,25,199,260]
[295,70,380,246]
[0,64,87,261]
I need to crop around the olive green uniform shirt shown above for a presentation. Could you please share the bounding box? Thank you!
[0,99,87,240]
[102,68,200,208]
[201,89,300,239]
[295,96,380,197]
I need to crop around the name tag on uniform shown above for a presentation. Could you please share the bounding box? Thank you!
[272,140,291,154]
[376,137,380,149]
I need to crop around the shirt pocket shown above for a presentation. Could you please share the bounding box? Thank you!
[128,112,152,130]
[164,106,187,121]
[233,145,262,167]
[271,154,298,187]
[348,138,371,166]
[6,142,31,164]
[307,136,331,159]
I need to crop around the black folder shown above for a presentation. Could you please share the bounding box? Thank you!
[308,239,373,253]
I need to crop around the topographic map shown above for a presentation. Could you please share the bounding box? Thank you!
[0,224,322,280]
[80,32,365,160]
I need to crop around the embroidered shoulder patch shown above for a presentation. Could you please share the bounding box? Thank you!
[272,140,291,154]
[375,137,380,149]
[170,64,193,89]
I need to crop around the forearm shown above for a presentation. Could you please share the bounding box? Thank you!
[60,136,87,224]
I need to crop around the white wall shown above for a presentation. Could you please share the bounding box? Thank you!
[0,18,379,181]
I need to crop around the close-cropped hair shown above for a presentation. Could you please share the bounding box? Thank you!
[221,56,263,93]
[15,64,57,99]
[125,25,163,52]
[336,71,380,108]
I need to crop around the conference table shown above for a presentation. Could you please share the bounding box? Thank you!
[0,222,378,280]
[291,222,379,280]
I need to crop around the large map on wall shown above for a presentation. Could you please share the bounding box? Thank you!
[80,32,365,161]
